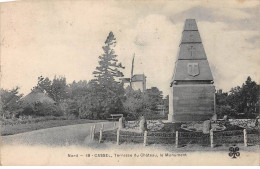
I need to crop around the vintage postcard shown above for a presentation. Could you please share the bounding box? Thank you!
[0,0,259,166]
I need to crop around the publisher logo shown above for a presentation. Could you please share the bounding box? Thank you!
[229,147,240,159]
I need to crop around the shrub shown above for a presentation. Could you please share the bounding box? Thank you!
[19,102,63,117]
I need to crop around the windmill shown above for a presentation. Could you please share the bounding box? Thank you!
[121,53,146,92]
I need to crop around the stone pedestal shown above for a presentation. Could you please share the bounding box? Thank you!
[171,85,215,122]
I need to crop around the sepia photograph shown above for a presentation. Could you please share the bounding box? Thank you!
[0,0,259,166]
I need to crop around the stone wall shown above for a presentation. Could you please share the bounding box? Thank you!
[125,120,164,131]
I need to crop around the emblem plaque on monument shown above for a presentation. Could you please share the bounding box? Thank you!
[187,63,199,77]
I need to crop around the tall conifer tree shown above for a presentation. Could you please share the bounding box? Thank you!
[79,32,125,119]
[93,31,124,84]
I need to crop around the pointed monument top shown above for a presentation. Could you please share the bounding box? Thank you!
[172,18,214,82]
[184,19,198,31]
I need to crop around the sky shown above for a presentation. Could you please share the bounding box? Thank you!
[0,0,259,97]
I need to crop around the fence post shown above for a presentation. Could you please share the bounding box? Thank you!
[114,122,117,130]
[243,129,247,147]
[143,131,147,146]
[101,123,104,130]
[92,125,96,141]
[90,126,93,140]
[175,131,179,148]
[210,129,214,148]
[116,129,120,145]
[99,129,103,143]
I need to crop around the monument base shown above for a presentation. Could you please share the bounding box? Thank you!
[169,84,215,123]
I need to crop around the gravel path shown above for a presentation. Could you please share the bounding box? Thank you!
[1,121,115,146]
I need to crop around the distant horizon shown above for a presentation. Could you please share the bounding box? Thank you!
[1,0,259,97]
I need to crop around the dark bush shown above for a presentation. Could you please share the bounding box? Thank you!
[19,102,63,117]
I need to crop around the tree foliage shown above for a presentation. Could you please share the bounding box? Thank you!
[93,31,124,83]
[32,76,68,103]
[0,87,23,118]
[123,86,145,120]
[216,76,259,118]
[67,80,88,99]
[143,87,163,111]
[163,95,169,112]
[79,32,125,119]
[20,102,62,117]
[123,86,164,120]
[63,80,89,118]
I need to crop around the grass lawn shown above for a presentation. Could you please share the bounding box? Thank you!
[1,119,106,136]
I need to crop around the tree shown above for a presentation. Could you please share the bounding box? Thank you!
[80,80,103,119]
[79,32,125,119]
[122,86,165,120]
[67,80,88,100]
[163,95,169,112]
[50,76,68,103]
[216,105,236,118]
[32,76,52,94]
[240,77,259,116]
[227,86,243,114]
[123,86,144,120]
[78,80,123,119]
[93,31,124,83]
[143,87,163,111]
[226,76,259,118]
[62,80,88,118]
[0,87,23,118]
[32,76,68,103]
[216,90,231,118]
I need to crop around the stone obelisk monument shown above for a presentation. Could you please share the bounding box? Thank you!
[168,19,215,122]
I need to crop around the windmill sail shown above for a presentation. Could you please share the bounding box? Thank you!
[130,53,135,88]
